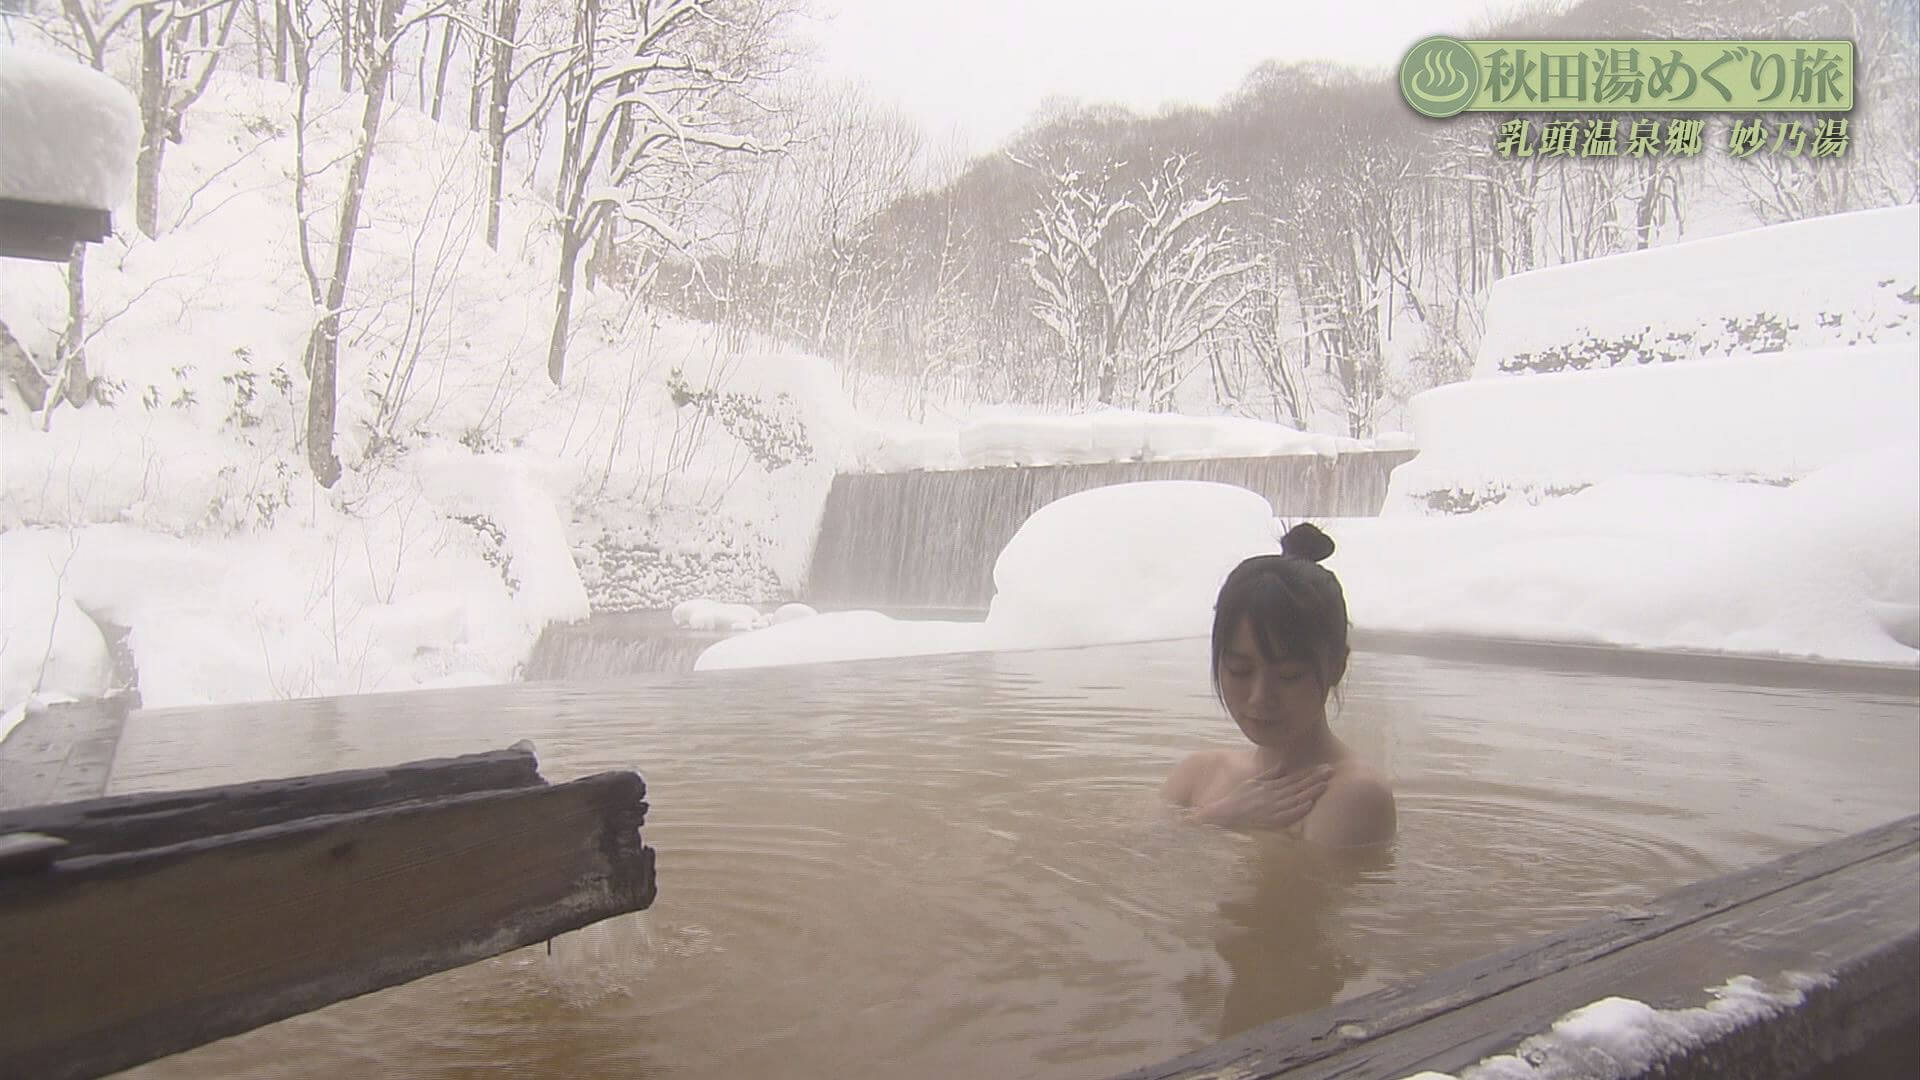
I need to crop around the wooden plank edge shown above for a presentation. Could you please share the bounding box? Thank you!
[1112,815,1919,1079]
[0,770,655,1080]
[0,743,547,859]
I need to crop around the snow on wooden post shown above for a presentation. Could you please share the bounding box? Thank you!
[0,47,140,261]
[0,743,658,1080]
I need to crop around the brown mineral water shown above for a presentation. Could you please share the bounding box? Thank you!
[108,639,1918,1080]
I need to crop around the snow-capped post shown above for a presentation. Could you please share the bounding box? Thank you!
[0,43,138,411]
[536,0,791,387]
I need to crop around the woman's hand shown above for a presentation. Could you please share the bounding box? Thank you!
[1193,763,1333,831]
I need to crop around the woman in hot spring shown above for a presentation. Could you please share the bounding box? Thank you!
[1163,523,1396,847]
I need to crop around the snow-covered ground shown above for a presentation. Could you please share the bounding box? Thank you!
[1,62,1914,723]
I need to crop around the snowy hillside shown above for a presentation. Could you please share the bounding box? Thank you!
[0,71,871,714]
[1389,205,1920,513]
[1474,205,1918,379]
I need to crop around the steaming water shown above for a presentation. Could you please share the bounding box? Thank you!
[110,640,1917,1080]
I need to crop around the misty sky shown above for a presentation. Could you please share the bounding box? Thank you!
[803,0,1517,152]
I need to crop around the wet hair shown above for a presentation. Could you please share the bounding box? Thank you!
[1210,522,1351,700]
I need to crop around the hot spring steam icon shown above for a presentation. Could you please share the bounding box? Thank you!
[1400,36,1480,118]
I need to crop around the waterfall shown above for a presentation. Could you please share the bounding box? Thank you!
[807,450,1417,610]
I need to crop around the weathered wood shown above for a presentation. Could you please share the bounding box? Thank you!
[0,198,113,261]
[0,832,67,875]
[0,698,130,811]
[0,764,655,1080]
[1116,815,1920,1080]
[0,743,544,856]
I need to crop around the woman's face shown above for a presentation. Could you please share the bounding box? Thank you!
[1218,617,1329,749]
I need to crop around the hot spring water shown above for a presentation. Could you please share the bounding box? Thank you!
[104,637,1918,1079]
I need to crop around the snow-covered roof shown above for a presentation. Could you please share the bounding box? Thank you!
[0,46,140,214]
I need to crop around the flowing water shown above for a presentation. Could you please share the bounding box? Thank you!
[108,641,1917,1080]
[808,450,1416,609]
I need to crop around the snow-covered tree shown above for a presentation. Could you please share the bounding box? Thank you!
[1014,152,1251,407]
[535,0,794,386]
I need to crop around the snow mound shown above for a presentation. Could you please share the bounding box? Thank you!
[0,46,140,211]
[696,481,1282,670]
[672,598,768,632]
[1475,204,1918,378]
[985,481,1283,650]
[1388,344,1918,512]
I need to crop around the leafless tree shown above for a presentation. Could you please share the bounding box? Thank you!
[289,0,447,486]
[1014,152,1248,406]
[529,0,793,386]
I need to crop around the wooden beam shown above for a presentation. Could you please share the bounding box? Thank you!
[0,743,546,854]
[1114,815,1919,1080]
[0,752,655,1080]
[0,198,112,262]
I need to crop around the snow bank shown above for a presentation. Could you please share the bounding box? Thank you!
[1400,973,1823,1080]
[1475,204,1918,379]
[0,532,112,713]
[0,46,140,211]
[854,409,1382,472]
[1387,344,1919,511]
[696,481,1283,670]
[0,444,593,712]
[1341,442,1920,664]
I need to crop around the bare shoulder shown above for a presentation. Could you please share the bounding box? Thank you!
[1301,763,1397,848]
[1162,748,1242,807]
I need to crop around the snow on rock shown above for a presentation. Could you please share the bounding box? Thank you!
[697,481,1282,670]
[771,602,817,624]
[0,46,140,211]
[1387,344,1919,512]
[1399,973,1824,1080]
[413,447,591,635]
[0,531,112,713]
[671,598,768,632]
[1475,204,1918,379]
[985,481,1283,650]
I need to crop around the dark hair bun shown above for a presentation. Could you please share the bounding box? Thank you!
[1280,522,1335,562]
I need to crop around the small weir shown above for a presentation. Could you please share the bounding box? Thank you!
[806,449,1417,609]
